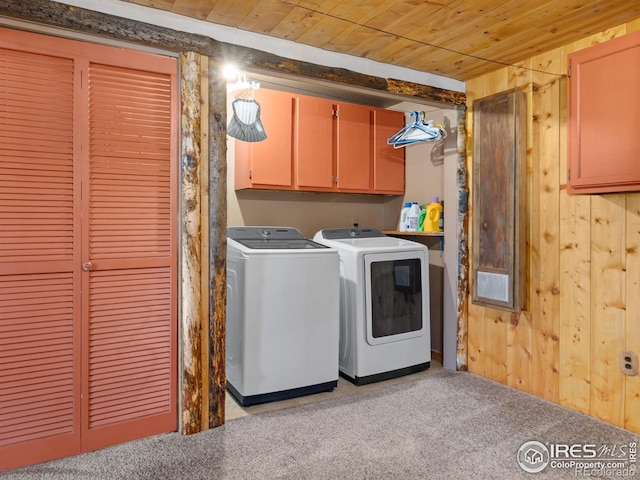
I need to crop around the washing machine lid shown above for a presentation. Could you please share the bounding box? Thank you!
[228,226,329,250]
[315,228,427,251]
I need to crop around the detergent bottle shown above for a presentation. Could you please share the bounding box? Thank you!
[398,202,411,231]
[425,197,443,232]
[406,202,421,232]
[417,204,427,232]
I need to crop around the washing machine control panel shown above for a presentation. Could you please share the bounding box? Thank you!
[319,228,385,240]
[228,226,305,240]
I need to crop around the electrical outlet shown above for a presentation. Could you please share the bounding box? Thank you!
[620,350,639,376]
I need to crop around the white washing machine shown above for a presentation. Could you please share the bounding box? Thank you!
[313,228,431,385]
[226,226,340,406]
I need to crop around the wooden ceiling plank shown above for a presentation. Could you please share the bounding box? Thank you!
[296,0,343,14]
[269,7,326,41]
[328,0,389,23]
[320,0,416,55]
[341,30,403,59]
[296,15,353,48]
[169,0,216,20]
[372,37,423,65]
[205,0,259,27]
[238,0,295,33]
[363,0,438,31]
[371,5,441,35]
[123,0,178,10]
[323,24,372,54]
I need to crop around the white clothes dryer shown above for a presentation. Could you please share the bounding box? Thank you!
[313,228,431,385]
[226,227,340,406]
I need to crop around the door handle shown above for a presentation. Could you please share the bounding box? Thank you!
[82,262,93,271]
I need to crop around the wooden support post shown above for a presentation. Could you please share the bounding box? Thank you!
[456,105,469,371]
[179,52,203,434]
[207,60,227,428]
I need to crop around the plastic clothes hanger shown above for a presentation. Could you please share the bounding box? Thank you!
[387,111,447,149]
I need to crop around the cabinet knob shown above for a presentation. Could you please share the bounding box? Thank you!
[82,262,93,271]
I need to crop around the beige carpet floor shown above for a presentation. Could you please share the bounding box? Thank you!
[2,370,639,479]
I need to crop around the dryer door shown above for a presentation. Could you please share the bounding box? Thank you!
[364,251,429,345]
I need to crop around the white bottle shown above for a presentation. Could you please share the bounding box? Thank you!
[406,202,421,232]
[398,202,412,231]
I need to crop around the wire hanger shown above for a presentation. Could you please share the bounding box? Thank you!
[227,74,260,97]
[387,111,447,149]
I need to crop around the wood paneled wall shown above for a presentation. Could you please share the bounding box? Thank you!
[465,20,640,433]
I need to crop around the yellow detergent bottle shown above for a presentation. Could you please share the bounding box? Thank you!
[425,197,443,233]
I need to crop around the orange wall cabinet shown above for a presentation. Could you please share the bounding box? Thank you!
[295,95,335,190]
[234,88,405,195]
[334,102,372,192]
[234,88,295,190]
[373,108,406,194]
[567,29,640,193]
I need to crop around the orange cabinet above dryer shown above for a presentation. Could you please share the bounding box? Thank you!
[373,108,406,194]
[334,102,373,192]
[295,97,373,193]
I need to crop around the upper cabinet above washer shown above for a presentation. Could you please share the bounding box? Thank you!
[233,88,295,191]
[233,88,405,195]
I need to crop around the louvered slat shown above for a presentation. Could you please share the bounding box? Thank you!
[0,273,75,446]
[87,268,172,429]
[87,63,173,260]
[0,48,75,264]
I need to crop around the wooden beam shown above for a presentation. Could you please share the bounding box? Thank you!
[207,67,227,428]
[0,0,213,53]
[387,79,466,106]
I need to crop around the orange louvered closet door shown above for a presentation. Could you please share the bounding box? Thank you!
[0,37,82,471]
[0,28,178,471]
[80,48,178,452]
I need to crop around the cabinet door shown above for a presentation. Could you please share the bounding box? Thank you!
[295,95,334,189]
[234,88,294,190]
[568,30,640,193]
[336,103,372,191]
[373,109,405,194]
